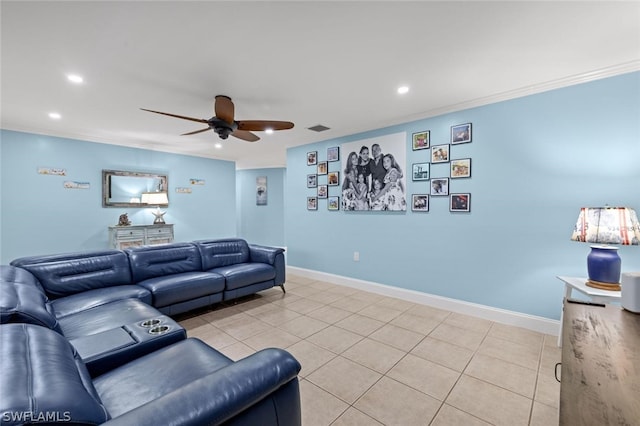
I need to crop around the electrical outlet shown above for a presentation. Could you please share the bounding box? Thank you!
[353,251,360,261]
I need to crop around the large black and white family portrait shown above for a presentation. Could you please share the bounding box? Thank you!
[341,133,407,211]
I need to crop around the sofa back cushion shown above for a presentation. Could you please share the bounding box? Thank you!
[126,243,203,283]
[10,250,133,299]
[196,238,250,271]
[0,323,110,425]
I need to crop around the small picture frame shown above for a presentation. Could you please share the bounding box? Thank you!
[317,184,328,199]
[328,196,340,211]
[411,194,429,212]
[307,151,318,165]
[450,193,471,212]
[307,196,318,210]
[327,147,340,162]
[431,144,450,163]
[307,174,317,188]
[430,178,449,196]
[317,161,328,175]
[451,123,472,144]
[450,158,471,178]
[412,131,430,150]
[412,162,430,181]
[328,171,340,186]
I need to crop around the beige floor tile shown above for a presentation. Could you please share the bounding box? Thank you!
[303,290,344,305]
[284,297,325,315]
[330,407,384,426]
[306,325,363,354]
[177,315,208,330]
[372,296,415,311]
[288,285,323,298]
[446,375,532,426]
[411,337,474,372]
[324,285,360,296]
[489,322,544,349]
[306,305,353,324]
[242,327,300,351]
[478,336,540,370]
[278,315,329,339]
[387,353,460,401]
[348,290,385,303]
[216,341,256,361]
[299,379,349,426]
[534,373,560,408]
[405,304,451,321]
[357,304,404,322]
[530,401,559,426]
[354,376,441,426]
[329,296,374,313]
[267,293,303,307]
[390,312,442,335]
[341,338,406,374]
[215,315,272,340]
[539,344,562,379]
[286,275,316,285]
[369,323,425,351]
[236,299,280,316]
[306,356,381,404]
[429,323,487,351]
[257,307,302,326]
[203,308,252,327]
[286,340,336,378]
[187,325,238,349]
[431,404,492,426]
[445,313,493,334]
[464,353,537,398]
[334,313,385,336]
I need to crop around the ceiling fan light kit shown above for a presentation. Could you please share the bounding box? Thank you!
[141,95,294,143]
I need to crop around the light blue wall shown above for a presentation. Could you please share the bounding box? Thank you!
[0,131,237,263]
[285,72,640,320]
[236,168,285,248]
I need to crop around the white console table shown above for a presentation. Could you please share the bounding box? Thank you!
[108,224,174,249]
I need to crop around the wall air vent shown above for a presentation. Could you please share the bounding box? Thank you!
[307,124,331,132]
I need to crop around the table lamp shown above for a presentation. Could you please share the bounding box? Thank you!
[140,192,169,224]
[571,206,640,290]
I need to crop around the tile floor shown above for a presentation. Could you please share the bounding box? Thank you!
[175,274,560,426]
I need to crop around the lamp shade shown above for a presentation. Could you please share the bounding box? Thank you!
[571,207,640,290]
[140,192,168,206]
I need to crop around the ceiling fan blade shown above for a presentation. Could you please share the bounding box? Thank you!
[181,127,211,136]
[232,129,260,142]
[140,108,208,124]
[214,95,234,125]
[236,120,295,131]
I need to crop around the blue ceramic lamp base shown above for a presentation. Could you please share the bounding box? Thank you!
[586,245,622,291]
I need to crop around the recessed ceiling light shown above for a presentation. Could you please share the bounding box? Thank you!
[67,74,83,84]
[265,128,274,135]
[214,143,222,149]
[48,112,61,119]
[397,86,409,94]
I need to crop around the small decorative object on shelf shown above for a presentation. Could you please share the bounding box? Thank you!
[117,213,131,226]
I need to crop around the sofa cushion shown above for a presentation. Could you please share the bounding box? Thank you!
[126,243,203,283]
[0,323,110,425]
[210,263,276,291]
[94,338,232,418]
[10,250,133,299]
[136,271,225,308]
[195,238,250,270]
[51,285,152,319]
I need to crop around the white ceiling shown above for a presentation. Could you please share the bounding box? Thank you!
[2,1,639,169]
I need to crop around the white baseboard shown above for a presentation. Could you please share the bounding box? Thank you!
[287,266,560,336]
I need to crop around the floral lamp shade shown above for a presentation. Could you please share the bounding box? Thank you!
[571,207,640,290]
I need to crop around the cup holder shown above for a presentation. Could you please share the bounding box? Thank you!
[149,325,171,335]
[140,318,162,328]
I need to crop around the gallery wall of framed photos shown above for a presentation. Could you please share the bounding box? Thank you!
[306,146,341,211]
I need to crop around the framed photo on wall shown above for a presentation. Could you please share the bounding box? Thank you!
[317,161,328,175]
[430,178,449,196]
[307,197,318,210]
[317,184,328,199]
[307,151,318,165]
[307,174,317,188]
[451,123,472,144]
[412,162,430,181]
[450,193,471,212]
[328,196,340,211]
[431,144,450,163]
[411,194,429,212]
[328,171,340,186]
[450,158,471,178]
[327,147,340,162]
[412,131,430,150]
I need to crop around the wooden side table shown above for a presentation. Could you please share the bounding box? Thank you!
[556,276,620,346]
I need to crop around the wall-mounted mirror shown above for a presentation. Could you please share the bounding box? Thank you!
[102,169,169,208]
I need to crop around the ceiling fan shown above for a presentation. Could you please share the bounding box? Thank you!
[141,95,294,142]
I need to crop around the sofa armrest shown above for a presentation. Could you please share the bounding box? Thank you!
[249,245,286,287]
[101,347,301,426]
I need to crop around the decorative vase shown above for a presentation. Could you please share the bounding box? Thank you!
[587,245,621,285]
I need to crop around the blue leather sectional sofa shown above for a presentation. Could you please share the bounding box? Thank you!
[0,238,301,425]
